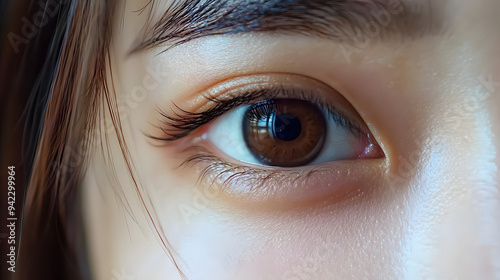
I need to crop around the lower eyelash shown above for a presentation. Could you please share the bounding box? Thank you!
[178,145,324,196]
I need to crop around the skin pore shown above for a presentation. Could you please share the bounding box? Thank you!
[83,0,500,279]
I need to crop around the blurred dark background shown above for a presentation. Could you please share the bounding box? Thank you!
[1,1,63,279]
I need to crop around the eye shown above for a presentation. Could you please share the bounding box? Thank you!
[243,99,327,167]
[206,97,380,168]
[147,74,385,205]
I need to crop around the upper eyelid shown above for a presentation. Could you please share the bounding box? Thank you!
[149,87,277,142]
[147,81,370,144]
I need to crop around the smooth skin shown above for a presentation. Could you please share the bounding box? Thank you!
[83,0,500,279]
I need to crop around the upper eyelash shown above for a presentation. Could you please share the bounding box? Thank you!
[151,89,272,141]
[149,86,368,142]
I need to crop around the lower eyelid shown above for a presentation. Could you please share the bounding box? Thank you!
[179,146,387,210]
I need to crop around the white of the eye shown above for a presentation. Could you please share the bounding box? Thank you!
[309,110,360,165]
[207,106,362,167]
[206,106,262,164]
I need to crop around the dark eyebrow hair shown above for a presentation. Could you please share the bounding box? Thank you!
[130,0,443,54]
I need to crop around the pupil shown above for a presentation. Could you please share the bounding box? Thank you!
[272,113,302,141]
[243,99,327,167]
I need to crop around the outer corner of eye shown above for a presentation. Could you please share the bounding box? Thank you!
[204,97,383,168]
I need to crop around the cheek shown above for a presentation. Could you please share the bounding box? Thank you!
[136,176,405,277]
[400,123,498,278]
[247,204,406,279]
[386,49,500,277]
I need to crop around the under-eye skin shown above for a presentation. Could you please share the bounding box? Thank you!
[147,74,385,207]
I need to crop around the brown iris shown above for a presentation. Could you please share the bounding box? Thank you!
[243,99,327,167]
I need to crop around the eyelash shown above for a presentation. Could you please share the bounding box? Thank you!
[147,85,373,198]
[150,86,368,143]
[179,145,328,195]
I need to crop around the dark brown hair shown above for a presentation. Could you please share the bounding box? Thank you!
[13,0,116,279]
[0,0,184,279]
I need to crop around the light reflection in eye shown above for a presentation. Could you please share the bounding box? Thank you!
[206,98,376,168]
[242,99,327,167]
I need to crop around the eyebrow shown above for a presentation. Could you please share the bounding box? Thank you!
[130,0,443,54]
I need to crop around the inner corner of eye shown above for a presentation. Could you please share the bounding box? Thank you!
[202,97,380,168]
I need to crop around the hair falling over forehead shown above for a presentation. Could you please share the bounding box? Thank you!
[16,0,186,279]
